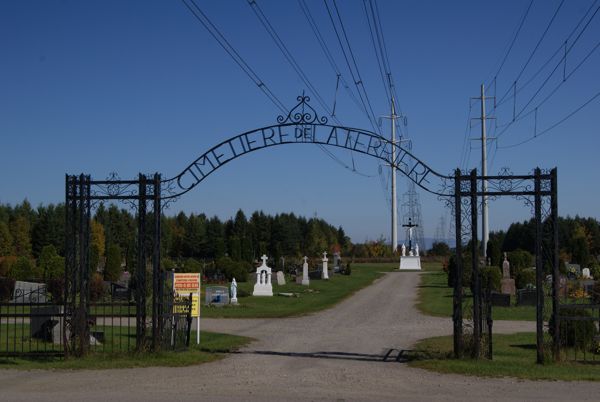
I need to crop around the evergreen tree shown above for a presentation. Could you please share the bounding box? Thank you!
[104,243,122,282]
[0,221,14,256]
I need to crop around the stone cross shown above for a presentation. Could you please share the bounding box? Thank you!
[261,255,268,266]
[323,251,328,260]
[322,252,329,280]
[303,256,308,264]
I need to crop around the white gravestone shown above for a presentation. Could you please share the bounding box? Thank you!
[582,267,591,279]
[253,255,273,296]
[302,256,310,286]
[276,271,286,285]
[322,252,329,280]
[230,278,238,304]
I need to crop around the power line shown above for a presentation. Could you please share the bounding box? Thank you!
[181,0,288,114]
[247,0,337,122]
[495,3,600,138]
[498,88,600,149]
[298,0,371,123]
[495,0,599,109]
[486,0,534,90]
[325,0,382,135]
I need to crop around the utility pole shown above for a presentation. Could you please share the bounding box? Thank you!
[471,84,495,261]
[391,98,398,254]
[381,98,403,253]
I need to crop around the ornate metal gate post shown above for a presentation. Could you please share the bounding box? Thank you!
[453,169,463,358]
[470,169,481,358]
[534,168,544,363]
[78,174,91,356]
[64,174,91,357]
[136,174,147,350]
[152,173,161,350]
[551,168,560,360]
[64,175,77,357]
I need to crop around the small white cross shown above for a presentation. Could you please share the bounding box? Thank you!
[261,255,268,266]
[303,256,308,263]
[323,251,328,259]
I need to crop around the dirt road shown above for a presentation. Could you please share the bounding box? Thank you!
[1,271,598,401]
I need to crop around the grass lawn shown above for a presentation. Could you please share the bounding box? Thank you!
[417,268,536,321]
[0,330,252,370]
[411,332,600,381]
[201,262,399,318]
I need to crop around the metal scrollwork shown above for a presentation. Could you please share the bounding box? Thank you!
[276,94,328,125]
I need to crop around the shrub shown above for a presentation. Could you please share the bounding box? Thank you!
[480,266,502,292]
[216,257,250,282]
[590,281,600,304]
[0,277,15,301]
[516,268,536,289]
[447,254,472,288]
[508,249,533,276]
[182,258,202,273]
[104,243,122,282]
[10,257,40,281]
[89,273,105,302]
[589,263,600,281]
[46,277,65,303]
[549,308,597,349]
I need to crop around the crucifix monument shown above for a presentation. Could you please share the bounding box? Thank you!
[399,217,421,270]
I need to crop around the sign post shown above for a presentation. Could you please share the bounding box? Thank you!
[173,273,201,345]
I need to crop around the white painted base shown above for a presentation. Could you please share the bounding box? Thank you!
[302,279,310,286]
[231,297,238,304]
[399,256,421,270]
[252,284,273,296]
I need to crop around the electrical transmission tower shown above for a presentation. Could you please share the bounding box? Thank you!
[401,180,425,250]
[434,215,447,244]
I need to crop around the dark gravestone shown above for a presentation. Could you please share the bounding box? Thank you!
[516,289,537,306]
[30,306,61,341]
[111,283,131,301]
[490,292,511,307]
[308,270,321,280]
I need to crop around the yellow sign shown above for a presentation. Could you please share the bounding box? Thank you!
[174,294,199,317]
[173,273,201,317]
[173,273,201,293]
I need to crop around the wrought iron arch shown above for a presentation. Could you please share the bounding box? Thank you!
[160,95,453,200]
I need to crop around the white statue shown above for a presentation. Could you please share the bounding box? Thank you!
[401,244,406,257]
[230,278,238,304]
[415,243,419,257]
[502,252,510,279]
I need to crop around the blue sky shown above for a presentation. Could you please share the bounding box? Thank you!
[1,0,599,244]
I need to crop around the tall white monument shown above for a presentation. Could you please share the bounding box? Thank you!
[399,218,421,270]
[322,252,329,280]
[253,255,273,296]
[302,256,310,286]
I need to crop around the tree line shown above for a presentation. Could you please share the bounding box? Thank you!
[0,200,353,283]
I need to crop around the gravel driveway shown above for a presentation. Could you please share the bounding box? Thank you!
[1,271,598,401]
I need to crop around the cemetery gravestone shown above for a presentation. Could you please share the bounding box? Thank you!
[253,255,273,296]
[11,281,47,303]
[302,256,310,286]
[517,289,537,306]
[322,252,329,280]
[500,253,516,296]
[276,271,286,285]
[205,286,230,306]
[582,267,591,279]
